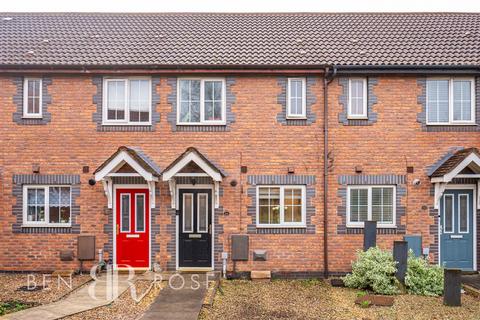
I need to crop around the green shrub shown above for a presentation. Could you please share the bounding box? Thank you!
[405,251,443,296]
[343,247,399,295]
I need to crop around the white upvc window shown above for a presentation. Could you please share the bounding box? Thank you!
[426,77,476,125]
[347,78,368,119]
[22,185,72,227]
[177,78,226,125]
[287,78,306,118]
[23,78,42,118]
[102,77,152,125]
[347,186,396,228]
[256,185,306,227]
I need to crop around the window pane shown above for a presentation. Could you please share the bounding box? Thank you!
[427,80,449,123]
[136,194,145,232]
[259,206,269,224]
[444,195,453,233]
[284,188,302,223]
[204,81,223,121]
[453,81,472,121]
[289,79,304,115]
[129,80,150,123]
[198,194,208,232]
[121,194,130,232]
[107,80,126,120]
[350,188,368,223]
[459,195,468,233]
[183,194,193,232]
[258,187,281,225]
[349,79,365,116]
[26,79,41,114]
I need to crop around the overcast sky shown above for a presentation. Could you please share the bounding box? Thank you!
[1,0,479,12]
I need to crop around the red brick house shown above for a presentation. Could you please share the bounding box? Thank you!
[0,13,479,277]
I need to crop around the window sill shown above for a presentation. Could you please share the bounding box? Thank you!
[22,115,43,119]
[286,116,307,120]
[176,123,227,126]
[426,123,477,126]
[101,122,152,126]
[256,225,307,229]
[347,116,368,120]
[346,225,396,229]
[22,224,71,228]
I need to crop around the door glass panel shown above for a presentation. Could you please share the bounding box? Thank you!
[444,195,453,233]
[198,194,208,233]
[183,194,193,232]
[121,194,130,232]
[136,194,145,232]
[459,194,468,233]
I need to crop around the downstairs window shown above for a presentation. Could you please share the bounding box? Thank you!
[257,186,306,227]
[23,186,71,226]
[347,186,396,228]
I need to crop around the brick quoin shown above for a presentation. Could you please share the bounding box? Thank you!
[0,74,478,274]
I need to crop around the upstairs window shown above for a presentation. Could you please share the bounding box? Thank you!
[348,78,367,119]
[426,78,475,125]
[347,186,396,228]
[177,78,226,125]
[256,186,306,227]
[287,78,306,118]
[23,78,42,118]
[103,78,151,124]
[23,186,71,226]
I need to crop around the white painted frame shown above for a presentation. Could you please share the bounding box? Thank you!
[134,193,146,233]
[458,193,470,234]
[113,184,151,270]
[286,77,307,119]
[23,78,43,118]
[255,185,307,228]
[182,193,194,233]
[442,194,454,234]
[119,193,131,233]
[176,78,227,125]
[438,185,477,271]
[176,184,215,271]
[22,185,72,227]
[347,78,368,119]
[197,193,209,233]
[426,77,476,126]
[346,185,397,228]
[102,77,152,126]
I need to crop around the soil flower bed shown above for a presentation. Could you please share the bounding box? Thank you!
[199,279,480,320]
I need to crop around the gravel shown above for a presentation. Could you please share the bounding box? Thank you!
[199,279,480,320]
[0,273,92,305]
[63,279,164,320]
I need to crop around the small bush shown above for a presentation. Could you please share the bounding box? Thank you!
[343,247,399,295]
[405,251,443,296]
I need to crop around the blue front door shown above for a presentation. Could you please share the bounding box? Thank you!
[440,189,474,271]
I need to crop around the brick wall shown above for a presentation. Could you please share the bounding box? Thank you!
[0,75,325,272]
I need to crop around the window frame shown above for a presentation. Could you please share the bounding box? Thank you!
[347,78,368,119]
[22,185,72,227]
[286,77,307,119]
[102,77,152,125]
[256,185,306,228]
[426,77,476,126]
[346,185,396,228]
[23,77,43,118]
[176,78,227,125]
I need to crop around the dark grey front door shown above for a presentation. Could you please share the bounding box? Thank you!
[440,189,474,271]
[178,189,212,268]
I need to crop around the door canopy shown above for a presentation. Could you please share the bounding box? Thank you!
[429,148,480,209]
[94,146,161,208]
[162,147,226,209]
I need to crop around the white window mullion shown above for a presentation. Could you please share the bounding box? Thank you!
[367,187,372,221]
[448,78,453,124]
[280,186,285,224]
[200,80,205,122]
[125,80,130,123]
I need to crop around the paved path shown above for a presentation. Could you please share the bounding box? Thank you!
[3,274,136,320]
[140,273,212,320]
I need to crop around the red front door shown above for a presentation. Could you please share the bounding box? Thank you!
[115,189,149,268]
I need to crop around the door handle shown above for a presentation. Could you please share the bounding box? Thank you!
[209,224,211,234]
[117,224,119,235]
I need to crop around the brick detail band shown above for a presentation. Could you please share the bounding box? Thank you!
[276,76,317,126]
[246,175,316,234]
[417,77,480,132]
[92,76,161,132]
[167,77,236,132]
[338,77,378,126]
[336,174,407,235]
[12,76,52,125]
[12,174,81,234]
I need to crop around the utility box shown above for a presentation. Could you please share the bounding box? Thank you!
[77,235,96,261]
[404,235,422,257]
[231,235,249,261]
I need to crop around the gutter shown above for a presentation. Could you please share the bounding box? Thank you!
[323,65,337,279]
